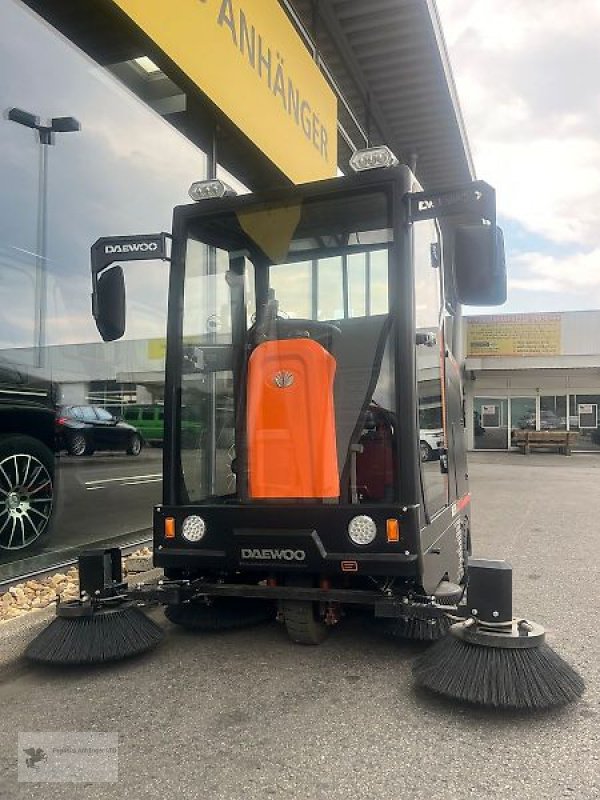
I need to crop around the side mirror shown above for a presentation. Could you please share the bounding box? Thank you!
[94,266,125,342]
[90,233,169,342]
[453,224,506,306]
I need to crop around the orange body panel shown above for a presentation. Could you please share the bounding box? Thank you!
[247,339,339,499]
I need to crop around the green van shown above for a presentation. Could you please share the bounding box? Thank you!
[121,405,204,447]
[122,405,164,446]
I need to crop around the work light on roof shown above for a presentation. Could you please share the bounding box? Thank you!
[349,146,399,173]
[188,179,237,202]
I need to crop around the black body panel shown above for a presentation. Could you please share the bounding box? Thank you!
[0,362,56,452]
[154,503,420,577]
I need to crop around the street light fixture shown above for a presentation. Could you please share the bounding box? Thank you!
[6,107,81,366]
[7,108,39,129]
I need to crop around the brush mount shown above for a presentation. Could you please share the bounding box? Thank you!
[446,557,547,649]
[54,548,131,619]
[450,617,546,649]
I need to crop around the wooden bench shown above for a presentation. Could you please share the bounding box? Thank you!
[511,430,578,455]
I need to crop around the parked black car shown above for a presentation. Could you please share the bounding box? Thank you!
[0,358,56,554]
[56,405,143,456]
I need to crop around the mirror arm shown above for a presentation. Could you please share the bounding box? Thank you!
[90,232,171,288]
[90,233,171,329]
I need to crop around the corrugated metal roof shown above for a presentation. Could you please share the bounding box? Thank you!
[287,0,474,188]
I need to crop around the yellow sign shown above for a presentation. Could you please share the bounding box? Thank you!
[467,314,562,357]
[147,338,166,360]
[110,0,337,183]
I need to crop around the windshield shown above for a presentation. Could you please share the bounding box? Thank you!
[178,188,396,505]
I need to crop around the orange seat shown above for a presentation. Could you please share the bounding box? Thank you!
[247,338,339,499]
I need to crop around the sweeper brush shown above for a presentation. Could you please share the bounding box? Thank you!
[24,549,164,666]
[413,624,585,709]
[413,559,584,709]
[381,613,451,641]
[164,597,274,630]
[25,604,164,666]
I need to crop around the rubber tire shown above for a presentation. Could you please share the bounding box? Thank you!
[281,576,329,645]
[420,441,433,462]
[164,597,274,631]
[0,435,55,553]
[68,432,90,457]
[126,434,143,456]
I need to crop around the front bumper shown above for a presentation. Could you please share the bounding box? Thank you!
[153,503,421,577]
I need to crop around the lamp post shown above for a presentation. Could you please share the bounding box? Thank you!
[7,108,81,367]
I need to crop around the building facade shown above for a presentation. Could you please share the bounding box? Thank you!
[464,311,600,453]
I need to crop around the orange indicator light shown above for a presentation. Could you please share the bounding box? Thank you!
[386,519,400,542]
[164,517,176,539]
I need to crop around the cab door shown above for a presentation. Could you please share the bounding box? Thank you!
[413,218,448,520]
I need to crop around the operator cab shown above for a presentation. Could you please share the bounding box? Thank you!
[175,173,398,511]
[90,149,505,599]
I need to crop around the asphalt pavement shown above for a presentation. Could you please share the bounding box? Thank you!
[0,452,598,799]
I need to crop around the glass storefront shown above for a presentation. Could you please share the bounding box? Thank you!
[509,396,536,447]
[473,393,600,451]
[540,395,567,431]
[0,0,212,579]
[473,397,509,450]
[569,394,600,451]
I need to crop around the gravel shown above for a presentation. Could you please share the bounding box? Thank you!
[0,547,153,624]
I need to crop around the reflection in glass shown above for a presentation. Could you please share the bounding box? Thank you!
[540,396,567,431]
[0,0,204,575]
[509,397,536,449]
[413,218,446,517]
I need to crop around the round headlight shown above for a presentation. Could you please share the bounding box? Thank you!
[348,515,377,545]
[181,515,206,543]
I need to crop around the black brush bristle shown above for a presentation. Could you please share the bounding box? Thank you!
[165,597,274,630]
[25,605,164,665]
[413,634,585,709]
[380,613,451,641]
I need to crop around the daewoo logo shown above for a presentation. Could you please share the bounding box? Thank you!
[241,548,306,561]
[273,370,295,388]
[104,242,158,254]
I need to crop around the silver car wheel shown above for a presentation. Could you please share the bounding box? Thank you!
[0,453,53,550]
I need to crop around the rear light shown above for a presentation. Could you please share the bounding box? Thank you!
[164,517,175,539]
[56,417,68,426]
[386,519,400,542]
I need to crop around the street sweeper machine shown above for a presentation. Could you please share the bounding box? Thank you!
[25,147,584,709]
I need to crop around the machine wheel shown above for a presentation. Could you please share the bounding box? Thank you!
[68,433,90,456]
[281,576,329,645]
[164,597,274,630]
[0,436,54,552]
[126,434,143,456]
[420,441,433,462]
